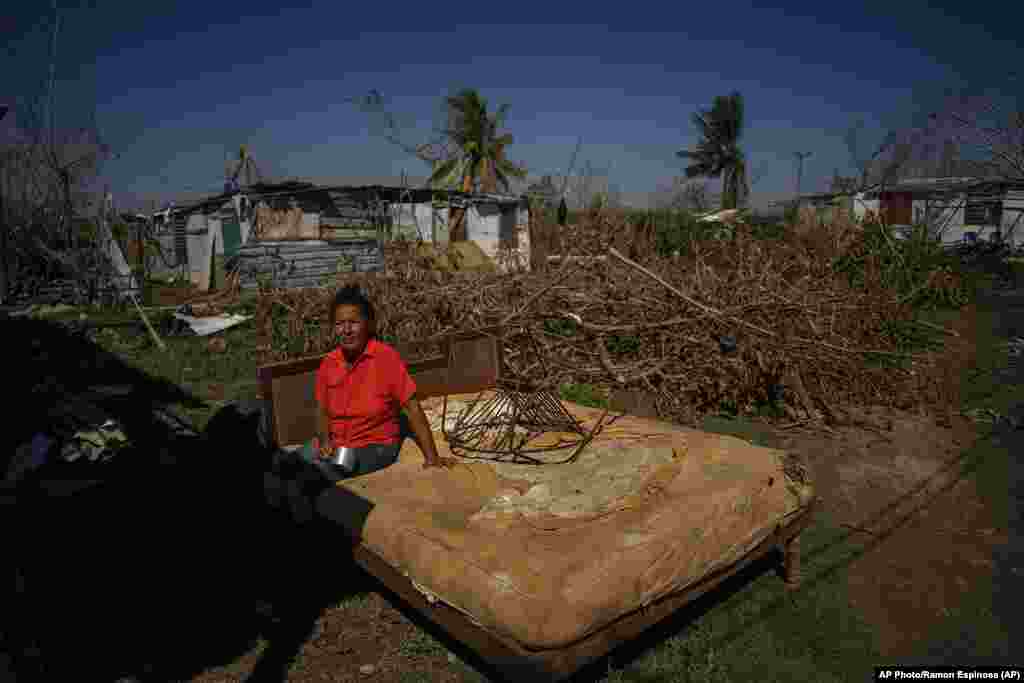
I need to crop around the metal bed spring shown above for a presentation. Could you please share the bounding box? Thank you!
[440,382,611,465]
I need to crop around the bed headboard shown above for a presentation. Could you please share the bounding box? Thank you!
[256,329,503,448]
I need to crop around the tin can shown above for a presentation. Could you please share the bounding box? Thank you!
[334,446,358,474]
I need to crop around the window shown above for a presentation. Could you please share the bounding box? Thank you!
[964,196,1003,226]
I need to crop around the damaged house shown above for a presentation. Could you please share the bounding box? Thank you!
[852,175,1024,248]
[151,182,530,290]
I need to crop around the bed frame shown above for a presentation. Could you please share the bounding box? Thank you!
[256,332,814,682]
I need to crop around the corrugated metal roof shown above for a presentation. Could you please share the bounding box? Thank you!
[860,176,1024,198]
[163,183,524,216]
[235,239,384,290]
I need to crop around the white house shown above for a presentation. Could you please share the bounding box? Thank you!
[851,177,1024,249]
[374,189,530,269]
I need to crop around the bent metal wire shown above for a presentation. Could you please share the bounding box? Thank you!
[441,377,610,465]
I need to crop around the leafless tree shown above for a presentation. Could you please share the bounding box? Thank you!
[925,78,1024,182]
[0,2,114,302]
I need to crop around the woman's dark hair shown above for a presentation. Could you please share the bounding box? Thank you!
[329,285,376,334]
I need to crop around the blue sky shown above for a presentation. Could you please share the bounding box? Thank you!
[4,0,1021,211]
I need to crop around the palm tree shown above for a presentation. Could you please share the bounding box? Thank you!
[428,89,527,194]
[677,91,749,210]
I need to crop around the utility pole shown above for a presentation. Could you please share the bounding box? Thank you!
[794,151,813,200]
[0,104,9,304]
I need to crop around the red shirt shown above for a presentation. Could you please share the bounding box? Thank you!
[314,338,417,448]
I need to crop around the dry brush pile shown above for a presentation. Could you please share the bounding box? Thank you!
[256,209,968,427]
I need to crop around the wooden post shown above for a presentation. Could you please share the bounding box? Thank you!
[783,536,801,590]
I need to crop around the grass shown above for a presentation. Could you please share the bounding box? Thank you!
[396,628,448,659]
[559,382,609,409]
[78,283,264,431]
[602,517,879,683]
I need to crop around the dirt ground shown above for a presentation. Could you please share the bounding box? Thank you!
[770,412,1001,659]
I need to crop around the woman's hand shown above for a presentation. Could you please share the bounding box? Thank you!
[402,397,456,471]
[316,436,333,459]
[423,455,459,469]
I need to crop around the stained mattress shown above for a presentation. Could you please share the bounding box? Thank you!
[315,393,815,651]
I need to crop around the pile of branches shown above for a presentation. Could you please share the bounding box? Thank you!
[257,209,964,425]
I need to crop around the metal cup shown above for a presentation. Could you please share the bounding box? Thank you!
[334,446,358,474]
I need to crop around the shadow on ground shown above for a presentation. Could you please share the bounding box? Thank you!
[3,318,374,682]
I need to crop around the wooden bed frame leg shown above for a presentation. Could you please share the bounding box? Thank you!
[783,536,802,590]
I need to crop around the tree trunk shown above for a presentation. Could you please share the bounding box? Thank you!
[449,206,467,242]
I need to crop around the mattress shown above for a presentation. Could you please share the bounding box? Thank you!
[316,393,814,651]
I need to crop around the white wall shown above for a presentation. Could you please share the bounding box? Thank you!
[1003,191,1024,248]
[390,202,435,241]
[852,195,879,221]
[432,206,450,243]
[185,213,215,289]
[209,217,224,255]
[467,204,502,260]
[384,199,529,268]
[467,203,531,272]
[854,191,1023,248]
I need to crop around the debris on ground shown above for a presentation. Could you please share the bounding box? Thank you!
[5,419,129,487]
[60,420,130,463]
[158,314,196,337]
[257,210,971,427]
[173,311,251,337]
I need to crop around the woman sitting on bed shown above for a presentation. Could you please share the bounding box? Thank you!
[288,285,455,516]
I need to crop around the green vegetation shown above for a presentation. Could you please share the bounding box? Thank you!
[558,383,608,409]
[396,627,448,658]
[643,210,717,257]
[676,91,749,210]
[833,221,975,310]
[428,88,527,193]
